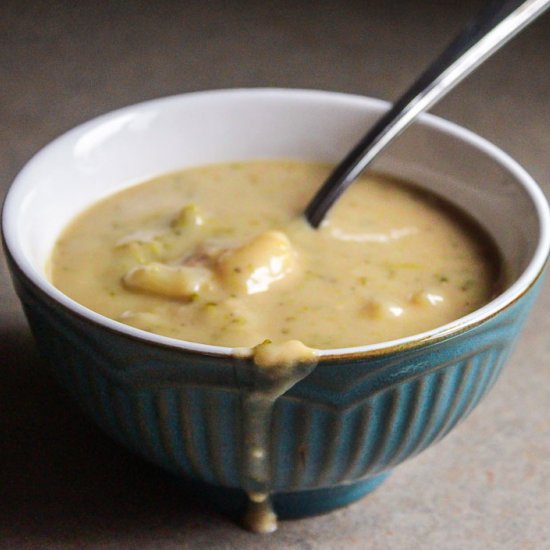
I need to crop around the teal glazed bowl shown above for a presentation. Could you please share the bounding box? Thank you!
[3,90,550,530]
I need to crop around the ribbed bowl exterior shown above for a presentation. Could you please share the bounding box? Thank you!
[11,260,542,495]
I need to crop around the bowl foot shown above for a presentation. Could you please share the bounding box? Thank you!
[273,472,391,518]
[185,472,391,521]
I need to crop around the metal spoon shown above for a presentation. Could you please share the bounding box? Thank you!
[304,0,550,228]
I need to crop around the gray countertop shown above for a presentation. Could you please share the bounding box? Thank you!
[1,1,549,548]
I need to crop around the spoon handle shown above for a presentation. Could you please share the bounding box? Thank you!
[304,0,550,228]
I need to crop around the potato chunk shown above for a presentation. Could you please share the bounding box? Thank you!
[115,231,164,263]
[216,231,297,295]
[364,297,405,319]
[410,289,446,307]
[123,263,213,299]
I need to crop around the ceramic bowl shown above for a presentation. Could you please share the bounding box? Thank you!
[3,89,549,526]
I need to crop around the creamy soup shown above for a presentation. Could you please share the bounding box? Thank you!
[50,160,499,349]
[50,160,500,533]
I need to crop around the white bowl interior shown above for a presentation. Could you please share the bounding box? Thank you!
[3,89,549,354]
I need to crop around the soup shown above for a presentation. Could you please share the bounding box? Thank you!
[50,160,499,349]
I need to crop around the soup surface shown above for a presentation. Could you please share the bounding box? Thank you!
[50,161,499,349]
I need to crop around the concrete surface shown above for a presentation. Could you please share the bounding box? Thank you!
[1,1,549,548]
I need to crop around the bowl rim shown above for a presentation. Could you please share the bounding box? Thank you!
[3,87,550,361]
